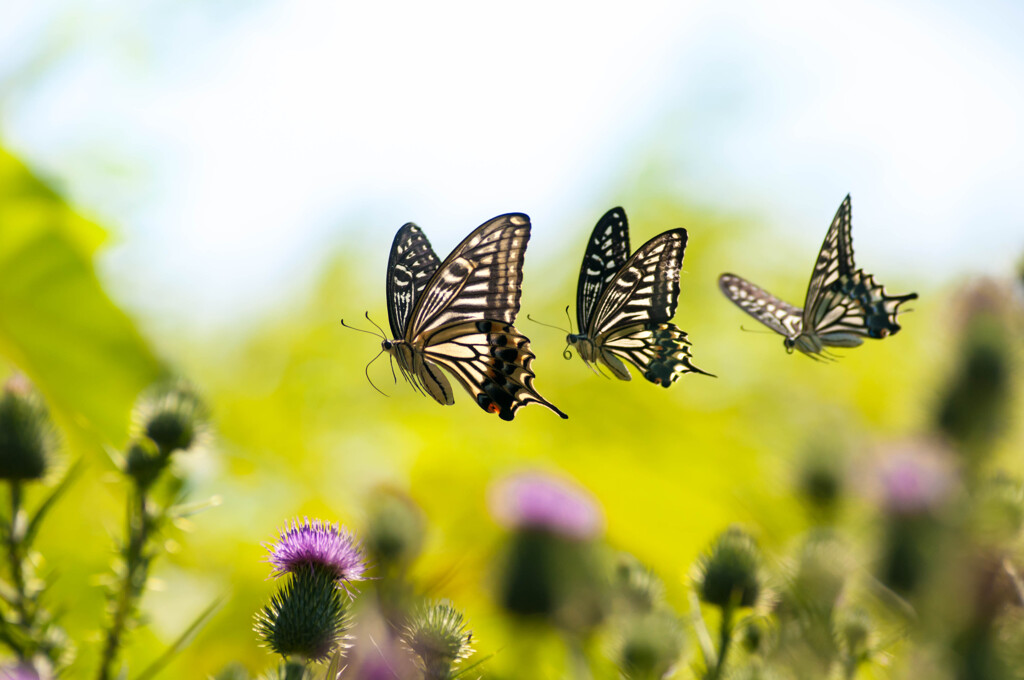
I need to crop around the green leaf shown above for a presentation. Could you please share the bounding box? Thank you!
[0,147,163,454]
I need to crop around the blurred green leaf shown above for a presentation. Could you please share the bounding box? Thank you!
[0,147,162,454]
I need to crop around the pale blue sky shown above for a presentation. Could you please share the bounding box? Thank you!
[3,0,1022,328]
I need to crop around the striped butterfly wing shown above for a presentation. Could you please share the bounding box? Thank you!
[588,229,711,384]
[575,207,631,333]
[802,195,918,346]
[386,223,442,338]
[405,214,567,420]
[718,273,804,339]
[407,214,529,334]
[422,320,567,421]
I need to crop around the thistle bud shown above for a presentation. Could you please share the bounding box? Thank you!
[0,378,56,481]
[401,601,474,680]
[695,526,762,609]
[613,553,666,615]
[609,609,684,680]
[834,606,871,663]
[133,381,207,457]
[254,567,351,663]
[123,438,165,489]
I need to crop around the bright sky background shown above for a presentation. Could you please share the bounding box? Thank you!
[2,0,1022,328]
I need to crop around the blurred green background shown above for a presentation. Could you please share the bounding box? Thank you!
[2,2,1023,678]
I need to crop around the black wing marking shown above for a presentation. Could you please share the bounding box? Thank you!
[575,207,631,332]
[386,223,442,338]
[422,320,567,421]
[587,229,687,336]
[803,195,854,321]
[408,213,530,338]
[600,322,714,386]
[718,273,803,339]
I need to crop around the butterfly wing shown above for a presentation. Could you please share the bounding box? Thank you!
[386,223,442,338]
[802,196,918,347]
[401,213,566,419]
[587,229,687,336]
[407,213,529,335]
[718,273,804,339]
[422,320,567,421]
[599,322,714,386]
[575,207,631,332]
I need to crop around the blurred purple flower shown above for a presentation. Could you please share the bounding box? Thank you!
[267,518,366,584]
[0,666,39,680]
[868,440,958,516]
[489,472,603,539]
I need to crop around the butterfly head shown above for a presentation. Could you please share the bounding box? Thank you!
[784,337,796,353]
[381,339,394,352]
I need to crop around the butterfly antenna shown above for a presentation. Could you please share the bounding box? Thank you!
[526,314,570,335]
[340,316,385,339]
[364,311,389,338]
[363,349,389,397]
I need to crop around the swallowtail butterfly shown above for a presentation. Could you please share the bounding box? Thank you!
[565,207,712,385]
[719,195,917,357]
[380,213,567,420]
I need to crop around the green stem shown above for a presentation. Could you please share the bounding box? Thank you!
[708,603,735,680]
[566,635,591,680]
[96,487,153,680]
[5,481,30,660]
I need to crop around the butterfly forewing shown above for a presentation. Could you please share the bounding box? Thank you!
[588,229,687,336]
[718,273,803,339]
[575,207,631,333]
[386,223,442,338]
[802,194,854,323]
[408,214,529,337]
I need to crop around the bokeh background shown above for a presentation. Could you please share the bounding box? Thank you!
[1,1,1023,677]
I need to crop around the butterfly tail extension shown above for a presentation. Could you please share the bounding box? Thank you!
[425,321,568,421]
[820,270,918,342]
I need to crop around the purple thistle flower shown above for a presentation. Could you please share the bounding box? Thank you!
[866,440,958,516]
[0,666,39,680]
[489,472,603,539]
[267,518,366,584]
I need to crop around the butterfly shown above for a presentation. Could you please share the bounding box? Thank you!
[564,207,712,386]
[719,195,918,358]
[377,213,566,421]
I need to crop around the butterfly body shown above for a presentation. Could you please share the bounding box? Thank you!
[566,207,711,386]
[380,214,566,420]
[719,195,917,358]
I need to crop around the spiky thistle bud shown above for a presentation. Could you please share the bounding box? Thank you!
[834,606,871,662]
[609,609,684,680]
[254,566,351,663]
[401,601,474,680]
[132,381,208,458]
[0,377,57,481]
[123,437,165,489]
[613,553,666,615]
[695,526,762,609]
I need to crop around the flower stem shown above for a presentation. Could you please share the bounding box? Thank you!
[96,486,153,680]
[708,603,735,680]
[4,480,32,660]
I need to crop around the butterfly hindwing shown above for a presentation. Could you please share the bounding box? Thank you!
[575,207,631,333]
[408,213,529,337]
[386,223,442,338]
[718,273,804,339]
[601,322,713,386]
[422,320,567,421]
